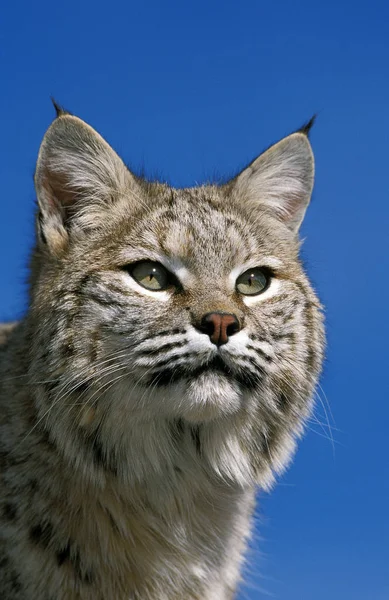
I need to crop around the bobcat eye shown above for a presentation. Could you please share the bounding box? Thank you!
[236,268,269,296]
[129,261,170,291]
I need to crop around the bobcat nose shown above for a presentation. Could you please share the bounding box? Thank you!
[197,312,241,346]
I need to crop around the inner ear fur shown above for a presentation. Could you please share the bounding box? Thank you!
[231,130,315,233]
[34,113,134,256]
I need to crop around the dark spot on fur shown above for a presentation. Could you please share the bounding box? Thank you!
[247,345,272,363]
[273,332,295,342]
[44,381,59,395]
[148,352,192,373]
[91,438,117,475]
[138,340,186,357]
[110,328,130,336]
[82,570,94,585]
[279,392,289,407]
[56,543,71,566]
[0,556,9,569]
[29,522,53,549]
[62,342,74,358]
[75,382,90,394]
[169,419,185,445]
[0,556,23,593]
[307,347,315,371]
[81,428,117,475]
[26,405,58,453]
[86,292,127,309]
[89,329,100,363]
[38,348,50,362]
[0,452,24,468]
[149,368,178,386]
[154,328,186,337]
[2,503,17,521]
[0,451,8,470]
[38,426,58,452]
[29,479,39,492]
[190,426,202,456]
[175,418,185,436]
[57,542,94,584]
[92,439,104,465]
[167,189,176,207]
[273,308,289,319]
[10,572,22,592]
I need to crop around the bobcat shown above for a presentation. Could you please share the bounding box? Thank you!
[0,105,324,599]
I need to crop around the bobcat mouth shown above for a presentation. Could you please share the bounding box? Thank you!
[148,355,263,390]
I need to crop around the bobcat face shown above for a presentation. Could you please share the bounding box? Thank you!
[60,191,309,425]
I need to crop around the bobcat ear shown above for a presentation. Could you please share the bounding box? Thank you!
[232,127,315,233]
[34,112,134,256]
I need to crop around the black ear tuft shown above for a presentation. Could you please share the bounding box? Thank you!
[298,114,317,137]
[50,97,70,118]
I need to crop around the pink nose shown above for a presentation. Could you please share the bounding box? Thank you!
[199,312,241,346]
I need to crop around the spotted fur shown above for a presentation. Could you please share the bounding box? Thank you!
[0,110,324,599]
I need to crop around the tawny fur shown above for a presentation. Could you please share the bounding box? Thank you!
[0,111,324,599]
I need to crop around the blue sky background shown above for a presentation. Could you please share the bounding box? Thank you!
[1,1,388,598]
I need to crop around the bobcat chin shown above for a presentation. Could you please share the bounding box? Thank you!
[0,106,324,600]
